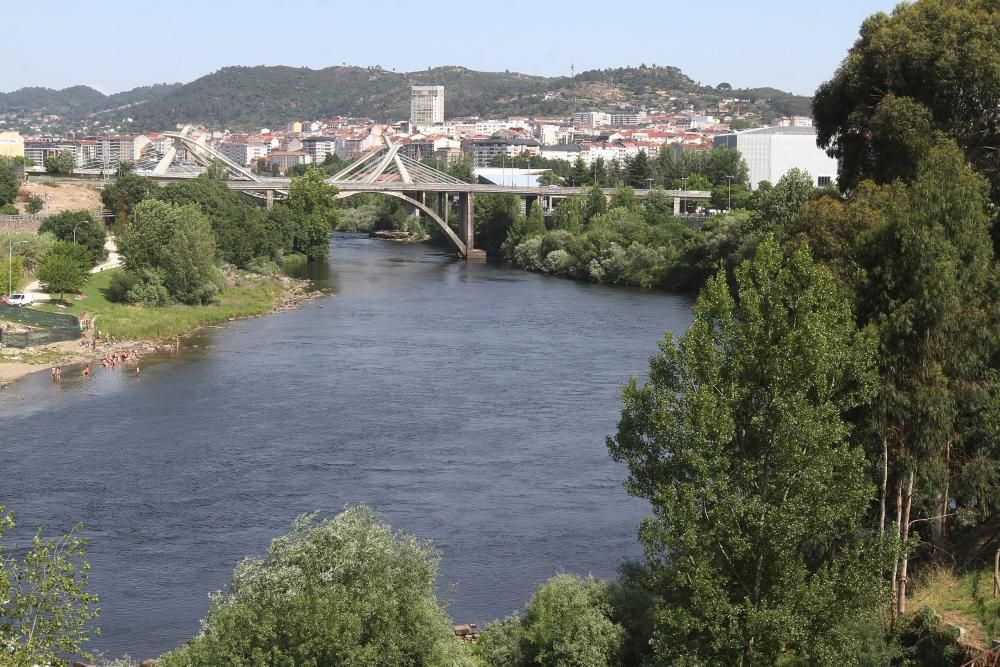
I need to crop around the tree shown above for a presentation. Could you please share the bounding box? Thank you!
[705,146,749,188]
[608,238,884,665]
[813,0,1000,200]
[445,153,475,183]
[478,574,624,667]
[0,505,100,667]
[157,178,275,268]
[856,141,1000,613]
[160,507,471,667]
[626,151,653,189]
[551,198,582,233]
[100,168,155,224]
[502,201,547,259]
[25,195,43,214]
[38,241,89,302]
[752,167,816,235]
[582,183,607,225]
[44,150,75,175]
[38,210,107,266]
[0,157,19,206]
[287,167,338,259]
[119,200,221,304]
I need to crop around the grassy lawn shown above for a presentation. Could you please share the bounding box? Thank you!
[34,268,289,340]
[910,566,1000,648]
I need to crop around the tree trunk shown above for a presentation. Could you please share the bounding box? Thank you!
[891,478,902,620]
[898,468,915,616]
[879,438,888,538]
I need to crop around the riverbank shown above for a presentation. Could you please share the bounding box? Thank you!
[0,267,318,388]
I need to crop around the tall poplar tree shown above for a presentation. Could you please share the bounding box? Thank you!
[608,238,883,665]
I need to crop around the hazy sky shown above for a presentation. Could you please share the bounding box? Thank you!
[2,0,899,96]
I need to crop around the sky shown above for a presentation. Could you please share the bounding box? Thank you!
[1,0,899,96]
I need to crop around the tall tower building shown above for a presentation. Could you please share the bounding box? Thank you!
[410,85,445,125]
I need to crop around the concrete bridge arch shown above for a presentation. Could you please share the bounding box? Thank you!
[334,190,468,258]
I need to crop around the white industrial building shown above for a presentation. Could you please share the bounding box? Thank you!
[715,126,838,189]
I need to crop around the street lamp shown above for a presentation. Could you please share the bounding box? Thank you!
[724,175,734,210]
[8,239,28,298]
[681,176,687,216]
[72,218,90,244]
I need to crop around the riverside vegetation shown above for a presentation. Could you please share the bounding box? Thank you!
[4,1,1000,665]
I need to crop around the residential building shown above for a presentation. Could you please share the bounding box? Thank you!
[302,136,337,164]
[461,136,541,167]
[215,138,269,167]
[410,85,445,125]
[269,150,309,174]
[540,143,583,162]
[714,126,838,188]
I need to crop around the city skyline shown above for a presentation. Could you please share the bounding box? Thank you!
[4,0,897,96]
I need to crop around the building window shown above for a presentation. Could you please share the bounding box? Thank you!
[818,176,832,187]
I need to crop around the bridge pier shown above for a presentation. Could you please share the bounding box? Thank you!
[524,194,539,215]
[266,189,274,211]
[673,196,681,216]
[458,192,485,261]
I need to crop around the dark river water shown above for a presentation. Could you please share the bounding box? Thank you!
[0,235,693,659]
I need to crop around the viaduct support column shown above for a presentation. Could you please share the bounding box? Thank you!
[673,196,681,216]
[524,194,539,215]
[459,192,486,261]
[266,189,274,211]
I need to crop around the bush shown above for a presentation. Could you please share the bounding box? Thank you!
[25,195,43,214]
[0,203,18,215]
[126,271,171,307]
[511,237,544,272]
[479,574,624,667]
[160,506,472,667]
[106,271,139,303]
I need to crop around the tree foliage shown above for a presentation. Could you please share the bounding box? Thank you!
[814,0,1000,201]
[0,506,99,667]
[38,210,107,265]
[38,241,89,301]
[608,238,885,664]
[0,158,20,206]
[479,574,624,667]
[44,150,75,175]
[160,506,471,667]
[118,199,221,304]
[100,167,155,224]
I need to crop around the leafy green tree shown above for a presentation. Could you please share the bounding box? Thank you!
[474,194,520,255]
[119,200,220,304]
[626,151,653,189]
[813,0,1000,200]
[582,183,607,225]
[202,159,230,181]
[445,153,475,183]
[856,141,1000,612]
[608,238,884,665]
[38,210,107,265]
[160,507,471,667]
[751,167,816,235]
[502,201,546,259]
[38,241,89,301]
[0,505,100,667]
[157,178,276,268]
[0,157,19,206]
[479,574,624,667]
[287,167,338,259]
[705,146,749,188]
[100,168,156,223]
[570,156,591,186]
[550,198,582,233]
[44,150,75,175]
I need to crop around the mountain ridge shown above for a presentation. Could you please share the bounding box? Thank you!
[1,64,812,132]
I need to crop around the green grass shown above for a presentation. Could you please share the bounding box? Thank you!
[34,268,289,340]
[910,566,1000,648]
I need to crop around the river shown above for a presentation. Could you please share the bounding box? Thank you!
[0,235,693,659]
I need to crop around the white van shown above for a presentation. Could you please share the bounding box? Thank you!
[8,293,33,306]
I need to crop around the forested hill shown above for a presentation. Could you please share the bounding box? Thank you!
[0,83,183,117]
[3,65,812,131]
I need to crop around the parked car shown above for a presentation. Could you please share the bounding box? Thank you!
[7,293,33,306]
